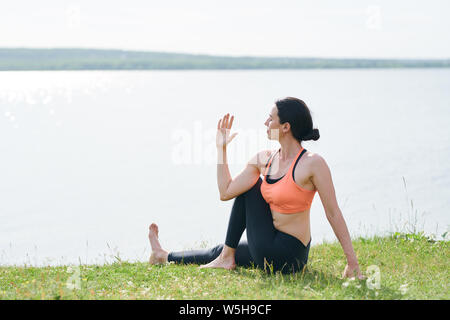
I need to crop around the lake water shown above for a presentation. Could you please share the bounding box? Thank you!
[1,69,449,266]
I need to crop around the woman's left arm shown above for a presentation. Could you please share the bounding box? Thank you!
[310,155,364,279]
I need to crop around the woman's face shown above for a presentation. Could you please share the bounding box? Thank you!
[264,106,281,140]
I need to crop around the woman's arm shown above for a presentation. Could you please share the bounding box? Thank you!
[216,113,262,201]
[217,147,263,201]
[217,146,232,199]
[310,154,364,279]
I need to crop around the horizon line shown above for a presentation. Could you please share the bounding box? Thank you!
[1,46,449,61]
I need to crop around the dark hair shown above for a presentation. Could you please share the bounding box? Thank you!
[275,97,320,142]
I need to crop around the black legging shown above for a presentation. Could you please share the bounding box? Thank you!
[167,177,311,274]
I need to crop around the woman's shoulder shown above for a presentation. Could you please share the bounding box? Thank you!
[304,149,323,162]
[259,149,277,166]
[248,149,276,172]
[302,150,328,171]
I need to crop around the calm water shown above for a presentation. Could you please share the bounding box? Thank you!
[1,69,449,266]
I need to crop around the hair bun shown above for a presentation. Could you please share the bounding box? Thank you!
[303,128,320,141]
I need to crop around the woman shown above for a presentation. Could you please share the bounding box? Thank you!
[148,97,363,278]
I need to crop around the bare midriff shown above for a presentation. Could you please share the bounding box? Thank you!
[258,149,315,247]
[271,209,311,247]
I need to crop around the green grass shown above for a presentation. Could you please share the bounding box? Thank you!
[0,232,448,300]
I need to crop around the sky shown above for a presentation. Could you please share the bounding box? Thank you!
[1,0,449,59]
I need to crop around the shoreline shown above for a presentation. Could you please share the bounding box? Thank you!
[1,48,449,71]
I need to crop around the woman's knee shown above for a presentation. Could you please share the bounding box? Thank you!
[233,177,263,202]
[252,177,263,189]
[243,177,263,197]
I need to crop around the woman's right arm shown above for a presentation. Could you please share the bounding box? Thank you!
[217,146,262,201]
[216,113,266,201]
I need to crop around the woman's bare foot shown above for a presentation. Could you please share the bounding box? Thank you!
[148,223,168,265]
[199,245,236,270]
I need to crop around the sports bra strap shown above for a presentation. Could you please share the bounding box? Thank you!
[263,149,279,176]
[292,148,307,182]
[264,147,307,179]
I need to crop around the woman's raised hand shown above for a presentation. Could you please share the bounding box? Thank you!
[216,113,238,148]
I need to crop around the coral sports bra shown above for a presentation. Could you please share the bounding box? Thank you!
[261,147,316,214]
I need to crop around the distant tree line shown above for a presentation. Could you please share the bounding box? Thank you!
[0,48,448,70]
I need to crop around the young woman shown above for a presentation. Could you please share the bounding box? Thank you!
[148,97,363,278]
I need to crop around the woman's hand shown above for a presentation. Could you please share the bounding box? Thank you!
[216,113,238,148]
[342,263,365,279]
